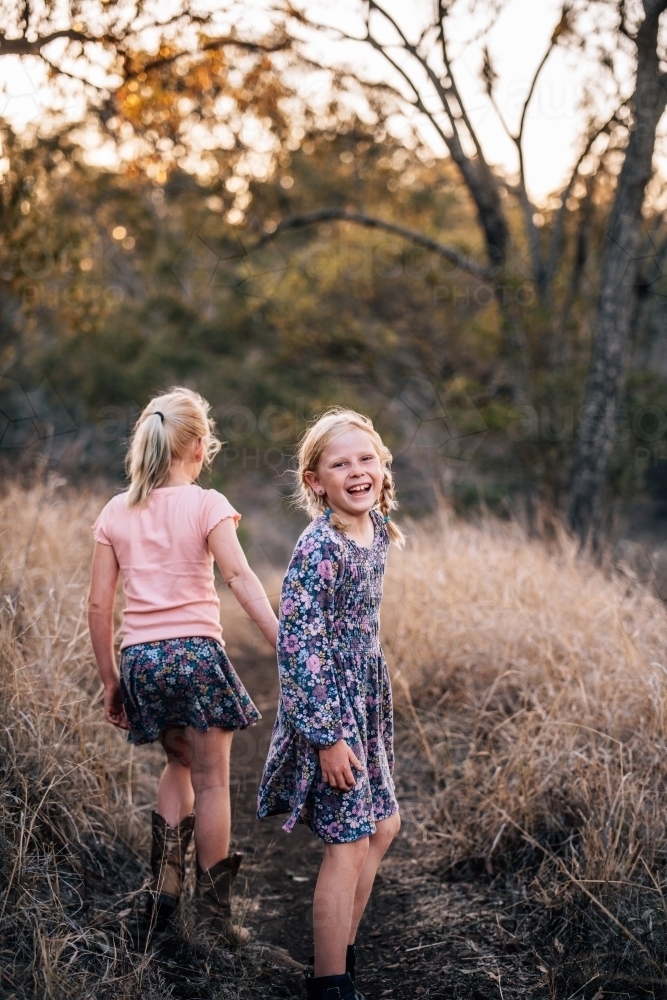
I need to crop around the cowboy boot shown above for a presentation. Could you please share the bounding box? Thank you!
[195,853,249,945]
[147,811,195,931]
[127,811,194,949]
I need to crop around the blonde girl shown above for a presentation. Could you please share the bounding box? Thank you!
[88,387,277,945]
[258,407,404,1000]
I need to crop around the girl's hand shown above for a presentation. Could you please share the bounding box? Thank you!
[104,683,130,730]
[319,740,363,791]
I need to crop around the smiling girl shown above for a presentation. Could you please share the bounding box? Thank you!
[258,408,405,1000]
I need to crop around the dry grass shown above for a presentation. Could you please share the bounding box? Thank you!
[0,480,297,1000]
[383,508,667,983]
[0,478,166,998]
[4,481,667,993]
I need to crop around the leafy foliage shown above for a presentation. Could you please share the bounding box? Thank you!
[1,101,666,517]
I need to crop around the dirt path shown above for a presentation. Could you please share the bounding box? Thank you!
[112,635,651,1000]
[224,644,544,1000]
[105,623,644,999]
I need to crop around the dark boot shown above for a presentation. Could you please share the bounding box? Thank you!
[195,853,249,945]
[346,944,357,981]
[127,811,194,949]
[345,946,366,999]
[148,811,195,931]
[306,973,359,1000]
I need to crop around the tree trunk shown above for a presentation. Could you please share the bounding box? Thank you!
[447,141,530,386]
[566,0,667,549]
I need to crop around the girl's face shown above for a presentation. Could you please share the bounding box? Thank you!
[305,427,383,519]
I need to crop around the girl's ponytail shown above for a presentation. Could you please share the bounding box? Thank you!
[126,409,171,508]
[125,388,221,508]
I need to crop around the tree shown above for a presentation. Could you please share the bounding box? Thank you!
[566,0,667,548]
[241,0,667,545]
[0,1,292,179]
[0,2,638,378]
[4,1,667,542]
[0,2,289,92]
[262,2,629,394]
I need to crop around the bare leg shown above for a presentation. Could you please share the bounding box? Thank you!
[349,813,401,944]
[183,725,233,870]
[158,725,195,825]
[313,838,369,978]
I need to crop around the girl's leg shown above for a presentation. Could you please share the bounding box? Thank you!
[348,812,401,944]
[158,725,195,824]
[183,725,233,869]
[313,838,370,977]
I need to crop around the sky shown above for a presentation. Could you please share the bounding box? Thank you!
[0,0,637,204]
[291,0,628,202]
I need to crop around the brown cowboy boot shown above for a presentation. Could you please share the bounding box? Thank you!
[128,811,194,949]
[195,853,249,945]
[147,811,195,931]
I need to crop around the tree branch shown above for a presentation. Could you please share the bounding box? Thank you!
[509,7,571,297]
[642,0,667,21]
[0,18,289,89]
[486,87,514,146]
[0,28,91,57]
[138,33,290,76]
[517,28,559,149]
[368,1,483,162]
[289,6,510,275]
[251,208,492,281]
[484,60,541,283]
[435,3,488,166]
[41,55,101,90]
[546,103,627,290]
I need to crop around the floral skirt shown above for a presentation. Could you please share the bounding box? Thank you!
[120,636,261,745]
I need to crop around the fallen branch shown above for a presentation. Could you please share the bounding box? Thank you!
[252,208,492,282]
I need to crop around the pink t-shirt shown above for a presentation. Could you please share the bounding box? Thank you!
[92,485,240,650]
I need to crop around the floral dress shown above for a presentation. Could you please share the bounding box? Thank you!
[257,508,398,843]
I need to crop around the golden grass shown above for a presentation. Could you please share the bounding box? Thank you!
[3,482,667,990]
[0,479,160,997]
[0,479,152,843]
[383,509,667,970]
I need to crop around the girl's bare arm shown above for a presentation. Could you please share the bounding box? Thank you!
[88,541,129,729]
[208,518,279,649]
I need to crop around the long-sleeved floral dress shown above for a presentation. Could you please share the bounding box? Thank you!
[257,508,398,843]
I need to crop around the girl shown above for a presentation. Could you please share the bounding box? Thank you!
[258,408,404,1000]
[88,387,278,945]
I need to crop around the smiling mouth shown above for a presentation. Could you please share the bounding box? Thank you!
[347,483,372,496]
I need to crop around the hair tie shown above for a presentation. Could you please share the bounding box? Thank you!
[154,411,164,423]
[383,515,391,523]
[325,507,333,519]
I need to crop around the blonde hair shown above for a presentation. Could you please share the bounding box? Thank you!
[125,387,222,508]
[295,407,405,548]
